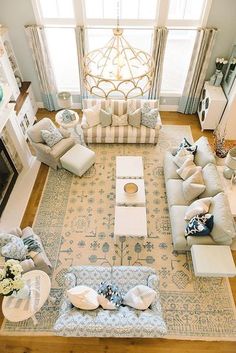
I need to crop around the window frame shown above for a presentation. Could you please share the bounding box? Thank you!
[32,0,212,96]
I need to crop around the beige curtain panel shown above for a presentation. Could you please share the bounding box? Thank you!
[75,26,88,101]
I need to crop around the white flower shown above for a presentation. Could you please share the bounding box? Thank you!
[216,58,220,63]
[223,60,228,64]
[0,278,14,295]
[12,277,24,291]
[10,264,23,277]
[4,259,19,268]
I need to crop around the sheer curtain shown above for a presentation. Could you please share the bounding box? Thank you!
[75,26,88,101]
[178,28,217,114]
[25,25,59,111]
[148,27,168,100]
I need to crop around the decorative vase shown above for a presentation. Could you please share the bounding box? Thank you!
[12,284,30,299]
[0,85,3,102]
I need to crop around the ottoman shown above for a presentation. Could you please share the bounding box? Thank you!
[60,144,95,177]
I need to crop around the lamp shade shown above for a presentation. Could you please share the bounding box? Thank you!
[225,147,236,170]
[57,91,72,109]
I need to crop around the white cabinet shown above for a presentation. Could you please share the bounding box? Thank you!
[197,81,227,131]
[0,27,22,100]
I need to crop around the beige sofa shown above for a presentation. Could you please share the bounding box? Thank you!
[81,99,162,144]
[163,136,236,251]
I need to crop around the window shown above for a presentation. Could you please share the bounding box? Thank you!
[168,0,205,21]
[84,0,157,20]
[161,30,197,93]
[45,28,80,92]
[37,0,75,20]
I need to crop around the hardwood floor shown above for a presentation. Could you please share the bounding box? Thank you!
[1,110,236,353]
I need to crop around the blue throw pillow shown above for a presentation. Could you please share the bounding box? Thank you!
[177,138,197,155]
[41,126,63,148]
[185,213,214,237]
[141,103,158,129]
[98,282,123,308]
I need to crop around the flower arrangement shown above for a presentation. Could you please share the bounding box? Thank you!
[0,259,24,296]
[215,57,228,71]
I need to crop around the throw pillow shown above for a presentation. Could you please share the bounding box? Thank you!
[0,234,27,261]
[123,285,156,310]
[177,158,201,180]
[173,148,194,168]
[128,108,142,127]
[185,214,213,237]
[83,104,100,127]
[67,285,99,310]
[41,126,63,148]
[112,114,128,127]
[97,282,123,310]
[193,136,216,167]
[182,170,206,203]
[185,197,212,220]
[141,103,158,129]
[177,137,197,155]
[100,109,112,127]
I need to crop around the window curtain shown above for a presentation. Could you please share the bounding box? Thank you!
[25,25,59,111]
[178,28,217,114]
[148,27,168,100]
[75,26,88,101]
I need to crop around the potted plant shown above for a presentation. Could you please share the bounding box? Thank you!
[0,259,28,298]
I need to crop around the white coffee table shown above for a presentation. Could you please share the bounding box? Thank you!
[114,206,147,238]
[116,156,144,178]
[191,245,236,277]
[2,270,51,325]
[116,179,146,206]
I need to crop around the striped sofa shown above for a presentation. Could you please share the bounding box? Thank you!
[81,99,162,144]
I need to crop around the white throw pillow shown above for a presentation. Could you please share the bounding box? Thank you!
[98,295,117,310]
[123,285,156,310]
[173,148,194,168]
[112,114,128,126]
[67,285,99,310]
[182,170,206,203]
[185,197,212,220]
[177,159,201,180]
[83,105,100,127]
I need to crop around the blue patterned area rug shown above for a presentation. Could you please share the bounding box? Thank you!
[1,125,236,340]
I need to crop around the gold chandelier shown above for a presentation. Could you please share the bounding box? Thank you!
[83,6,154,100]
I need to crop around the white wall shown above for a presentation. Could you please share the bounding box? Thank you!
[0,0,41,101]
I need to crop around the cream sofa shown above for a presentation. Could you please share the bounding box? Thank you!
[163,136,236,251]
[81,99,162,144]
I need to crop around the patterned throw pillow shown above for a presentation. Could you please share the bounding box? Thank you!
[128,108,142,127]
[112,114,128,126]
[97,282,123,309]
[100,108,112,127]
[173,148,194,168]
[141,103,158,129]
[41,126,63,148]
[0,234,27,261]
[185,213,214,237]
[177,137,197,155]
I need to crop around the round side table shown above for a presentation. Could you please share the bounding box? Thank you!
[2,270,51,326]
[55,109,84,144]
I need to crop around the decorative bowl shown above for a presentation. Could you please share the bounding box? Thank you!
[124,182,138,194]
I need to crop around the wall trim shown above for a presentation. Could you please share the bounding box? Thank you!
[159,104,178,111]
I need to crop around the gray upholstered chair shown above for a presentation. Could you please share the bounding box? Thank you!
[27,118,75,170]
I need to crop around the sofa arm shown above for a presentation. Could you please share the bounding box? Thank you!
[59,272,77,315]
[187,235,216,247]
[59,127,70,138]
[155,112,162,130]
[32,141,51,154]
[81,115,89,129]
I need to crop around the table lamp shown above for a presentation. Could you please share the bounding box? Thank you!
[57,91,72,109]
[223,147,236,181]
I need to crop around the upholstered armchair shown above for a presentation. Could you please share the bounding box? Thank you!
[27,118,75,169]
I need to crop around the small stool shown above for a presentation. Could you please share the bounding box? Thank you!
[60,144,95,177]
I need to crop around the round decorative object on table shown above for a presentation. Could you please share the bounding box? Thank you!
[2,270,51,325]
[57,91,72,109]
[55,109,80,130]
[124,182,138,195]
[11,283,30,299]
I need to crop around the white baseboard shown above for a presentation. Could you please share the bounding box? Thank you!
[159,105,178,111]
[0,158,40,231]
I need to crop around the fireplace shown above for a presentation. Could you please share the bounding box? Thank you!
[0,139,18,216]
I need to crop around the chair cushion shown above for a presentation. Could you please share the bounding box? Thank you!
[201,163,223,197]
[50,137,75,159]
[169,205,188,250]
[166,179,187,206]
[209,192,236,243]
[193,136,216,167]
